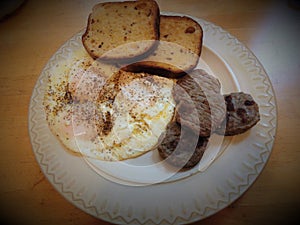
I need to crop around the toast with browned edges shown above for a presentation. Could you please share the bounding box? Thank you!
[123,15,203,78]
[82,0,160,62]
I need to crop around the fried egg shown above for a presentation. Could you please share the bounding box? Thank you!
[44,55,175,161]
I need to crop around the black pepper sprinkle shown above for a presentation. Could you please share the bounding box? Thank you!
[64,91,73,104]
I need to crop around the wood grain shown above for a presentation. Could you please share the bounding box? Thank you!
[0,0,299,224]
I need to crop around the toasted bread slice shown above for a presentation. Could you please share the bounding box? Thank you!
[82,0,160,61]
[123,15,203,78]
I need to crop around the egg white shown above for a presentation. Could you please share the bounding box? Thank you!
[44,55,175,161]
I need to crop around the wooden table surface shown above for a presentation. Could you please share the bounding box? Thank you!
[0,0,299,224]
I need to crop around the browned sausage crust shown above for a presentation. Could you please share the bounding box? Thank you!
[158,122,209,169]
[216,92,260,136]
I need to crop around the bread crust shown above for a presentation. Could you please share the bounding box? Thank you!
[122,60,188,78]
[82,0,160,62]
[123,15,203,78]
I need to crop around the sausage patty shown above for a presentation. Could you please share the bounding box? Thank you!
[157,122,209,169]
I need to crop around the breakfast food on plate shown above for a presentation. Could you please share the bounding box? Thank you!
[82,0,160,61]
[123,15,203,78]
[173,69,226,137]
[44,0,261,171]
[44,59,175,160]
[157,122,209,168]
[216,92,260,136]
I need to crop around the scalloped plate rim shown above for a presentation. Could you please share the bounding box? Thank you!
[28,12,277,225]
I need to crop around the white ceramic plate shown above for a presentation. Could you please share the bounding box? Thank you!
[29,12,277,224]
